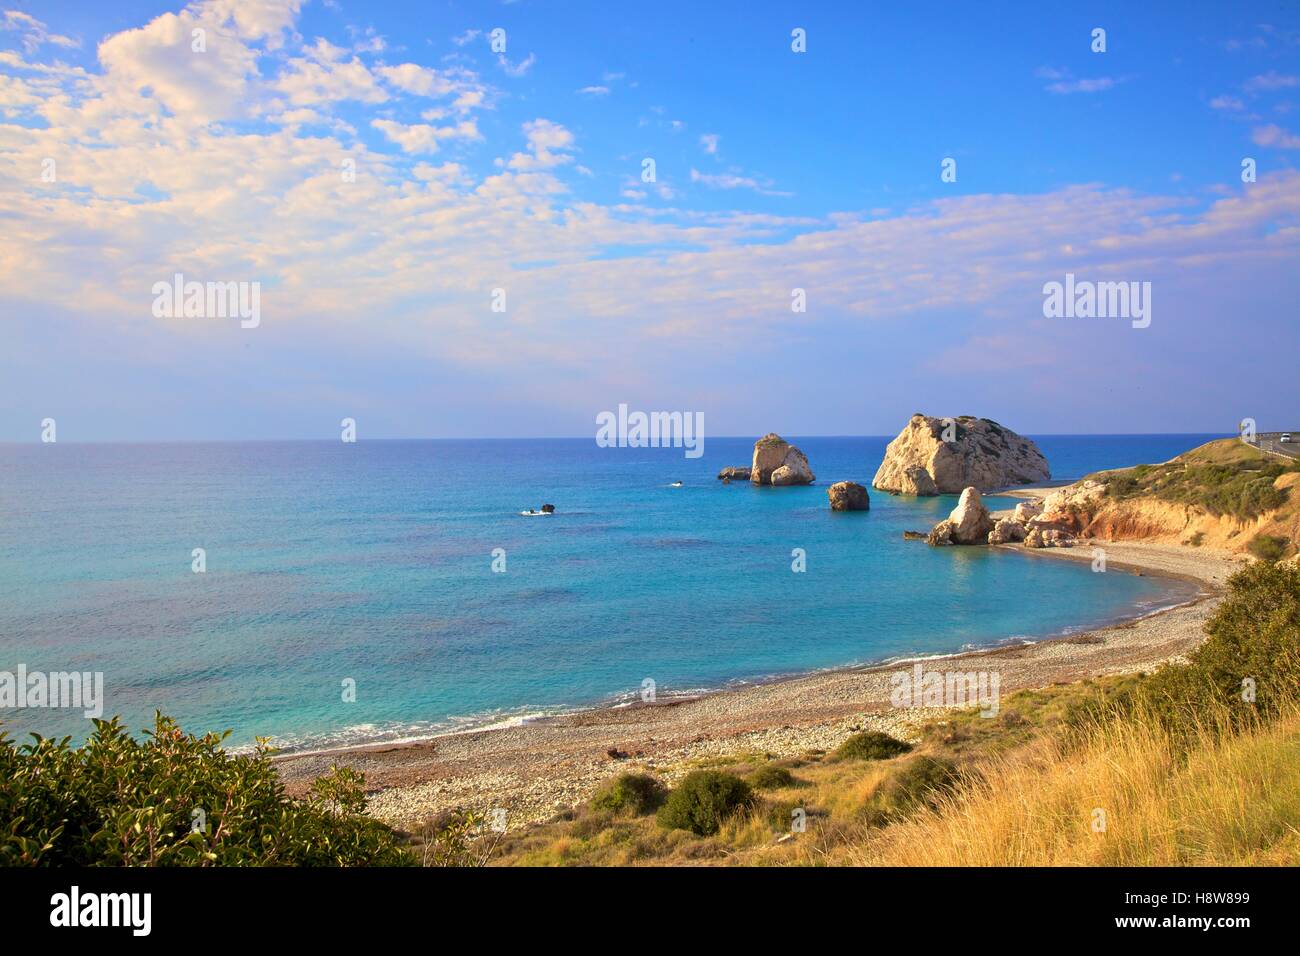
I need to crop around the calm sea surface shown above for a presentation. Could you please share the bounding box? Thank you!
[0,434,1219,750]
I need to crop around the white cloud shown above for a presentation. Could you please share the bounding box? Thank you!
[576,85,609,96]
[372,117,481,153]
[699,133,720,155]
[1253,124,1300,149]
[1244,71,1299,93]
[97,9,260,121]
[1210,95,1245,111]
[497,53,535,77]
[275,39,388,106]
[1,10,80,52]
[1036,66,1119,95]
[377,62,478,99]
[506,118,575,169]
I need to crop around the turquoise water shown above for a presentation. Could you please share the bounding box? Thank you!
[0,435,1216,750]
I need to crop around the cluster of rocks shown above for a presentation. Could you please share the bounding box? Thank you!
[718,434,815,486]
[751,433,815,485]
[923,485,1097,549]
[873,414,1050,495]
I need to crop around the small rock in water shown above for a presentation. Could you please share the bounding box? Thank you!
[827,481,870,511]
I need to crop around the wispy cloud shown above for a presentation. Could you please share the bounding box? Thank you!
[1036,66,1120,95]
[1253,124,1300,149]
[497,52,536,77]
[1244,71,1300,93]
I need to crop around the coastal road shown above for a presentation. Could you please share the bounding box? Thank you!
[1248,432,1300,460]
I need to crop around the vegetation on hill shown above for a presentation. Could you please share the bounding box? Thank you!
[485,562,1300,866]
[1096,439,1297,521]
[0,715,411,866]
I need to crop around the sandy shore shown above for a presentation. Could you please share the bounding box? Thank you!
[275,539,1247,829]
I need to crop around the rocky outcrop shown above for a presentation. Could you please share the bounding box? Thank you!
[926,487,996,546]
[717,466,751,482]
[927,520,956,546]
[1026,528,1075,548]
[1013,500,1043,524]
[1030,480,1105,533]
[827,481,870,511]
[988,517,1027,545]
[751,434,814,486]
[902,530,927,541]
[873,414,1049,494]
[897,465,939,496]
[949,487,995,544]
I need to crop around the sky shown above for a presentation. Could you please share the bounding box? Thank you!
[1,0,1298,441]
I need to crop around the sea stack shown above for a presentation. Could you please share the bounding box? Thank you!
[873,414,1049,495]
[751,433,815,486]
[827,481,870,511]
[927,486,995,545]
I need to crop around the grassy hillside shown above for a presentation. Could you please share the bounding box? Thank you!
[1081,439,1300,558]
[474,561,1300,867]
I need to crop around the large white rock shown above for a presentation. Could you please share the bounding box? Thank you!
[751,434,814,486]
[873,414,1050,494]
[948,487,996,544]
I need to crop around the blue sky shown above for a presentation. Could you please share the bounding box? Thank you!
[1,0,1298,440]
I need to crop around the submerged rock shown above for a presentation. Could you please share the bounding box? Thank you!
[873,414,1050,494]
[827,481,870,511]
[751,434,814,486]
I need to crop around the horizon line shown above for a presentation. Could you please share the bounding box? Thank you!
[0,430,1243,446]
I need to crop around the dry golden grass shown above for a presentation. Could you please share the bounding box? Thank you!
[851,705,1300,866]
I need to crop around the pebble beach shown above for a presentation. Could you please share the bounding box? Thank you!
[275,539,1245,829]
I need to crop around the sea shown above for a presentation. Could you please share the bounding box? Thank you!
[0,434,1222,751]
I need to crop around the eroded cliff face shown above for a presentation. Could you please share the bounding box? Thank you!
[873,414,1049,495]
[1022,470,1300,554]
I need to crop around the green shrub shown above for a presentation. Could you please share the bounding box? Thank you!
[0,714,412,866]
[763,798,803,831]
[656,771,754,836]
[1102,457,1292,520]
[1089,562,1300,739]
[834,730,913,761]
[1247,534,1289,563]
[590,773,667,816]
[748,764,796,790]
[862,755,960,826]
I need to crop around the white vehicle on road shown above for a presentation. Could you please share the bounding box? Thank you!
[1282,434,1292,443]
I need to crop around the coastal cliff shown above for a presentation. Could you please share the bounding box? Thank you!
[921,438,1300,556]
[873,414,1049,495]
[1024,439,1300,559]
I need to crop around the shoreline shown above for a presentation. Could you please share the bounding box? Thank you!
[268,560,1198,762]
[276,539,1248,828]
